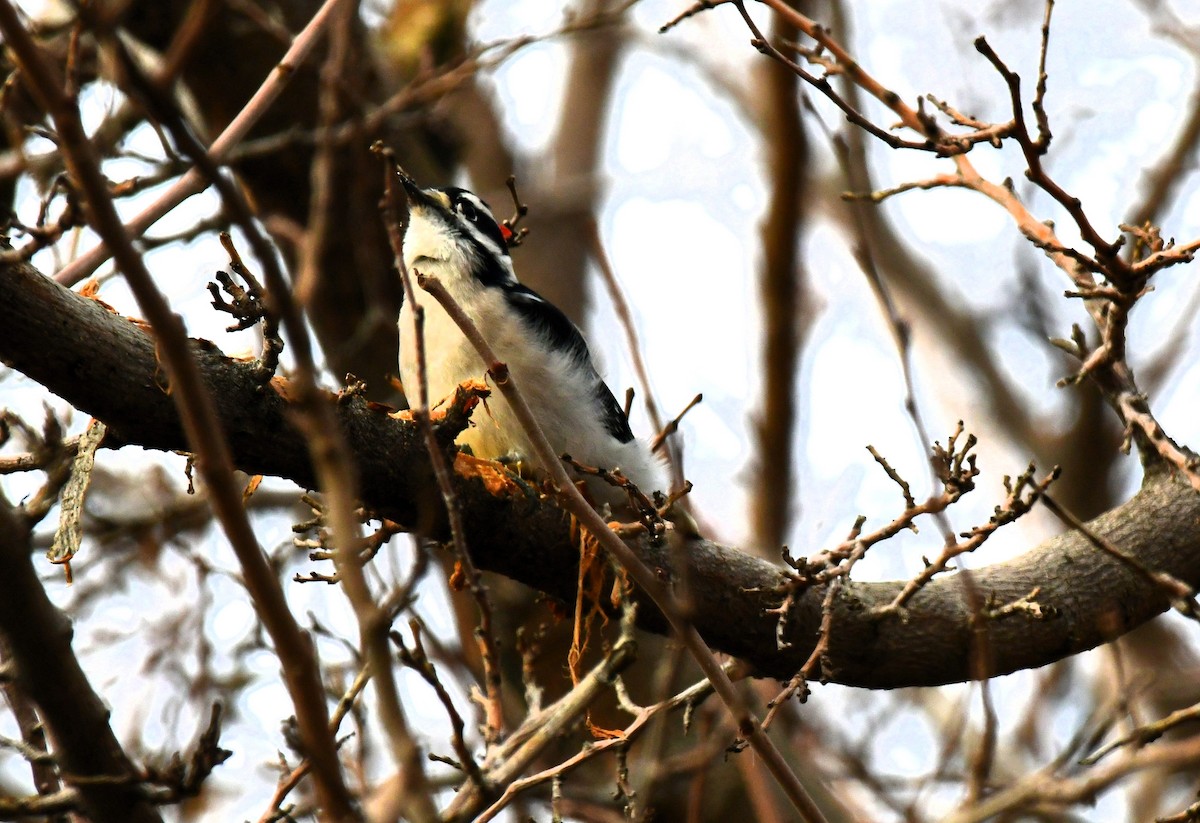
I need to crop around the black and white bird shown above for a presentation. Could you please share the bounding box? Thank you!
[396,172,663,509]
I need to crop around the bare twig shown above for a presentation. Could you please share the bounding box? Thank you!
[0,4,357,816]
[1031,0,1055,150]
[294,0,355,306]
[945,734,1200,823]
[650,393,703,454]
[972,36,1124,272]
[54,0,354,286]
[586,219,666,443]
[1042,492,1200,621]
[710,0,1200,493]
[393,619,485,789]
[762,575,843,731]
[379,148,506,749]
[416,272,828,823]
[500,175,530,248]
[1083,701,1200,766]
[881,461,1058,614]
[258,667,371,823]
[447,606,645,821]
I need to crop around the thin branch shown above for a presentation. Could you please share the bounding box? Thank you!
[294,0,354,307]
[379,149,505,749]
[258,666,371,823]
[586,219,667,448]
[1031,0,1055,150]
[0,4,357,818]
[475,665,718,822]
[945,734,1200,823]
[972,35,1125,271]
[416,272,828,823]
[53,0,354,287]
[1082,701,1200,766]
[721,0,1200,491]
[449,600,645,821]
[7,257,1200,687]
[881,462,1058,614]
[392,619,485,789]
[1042,492,1200,621]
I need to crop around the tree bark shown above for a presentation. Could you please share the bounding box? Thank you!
[2,259,1197,688]
[0,500,164,823]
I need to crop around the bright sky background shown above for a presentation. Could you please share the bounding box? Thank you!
[3,0,1200,819]
[479,0,1200,569]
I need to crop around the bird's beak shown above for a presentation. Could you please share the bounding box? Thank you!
[396,166,447,212]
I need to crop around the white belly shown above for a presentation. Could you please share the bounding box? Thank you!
[398,279,663,506]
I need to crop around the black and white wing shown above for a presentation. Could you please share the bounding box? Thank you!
[504,284,636,444]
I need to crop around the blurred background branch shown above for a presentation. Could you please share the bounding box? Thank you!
[1,0,1199,820]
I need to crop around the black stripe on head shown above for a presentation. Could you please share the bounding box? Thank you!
[444,188,510,258]
[438,187,515,287]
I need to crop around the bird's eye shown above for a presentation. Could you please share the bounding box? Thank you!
[460,202,478,222]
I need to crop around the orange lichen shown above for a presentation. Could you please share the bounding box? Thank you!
[242,475,263,502]
[448,560,466,591]
[586,720,626,740]
[453,453,524,498]
[79,279,153,331]
[269,376,297,401]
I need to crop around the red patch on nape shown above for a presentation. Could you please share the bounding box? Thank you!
[500,224,514,244]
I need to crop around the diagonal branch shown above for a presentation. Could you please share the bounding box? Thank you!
[412,271,825,822]
[53,0,354,287]
[0,4,356,816]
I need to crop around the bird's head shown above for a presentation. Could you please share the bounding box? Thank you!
[397,170,516,288]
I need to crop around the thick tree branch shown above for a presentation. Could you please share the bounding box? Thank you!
[0,3,355,813]
[2,260,1199,688]
[0,498,163,823]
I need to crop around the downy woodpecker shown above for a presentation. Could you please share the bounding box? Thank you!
[397,173,664,509]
